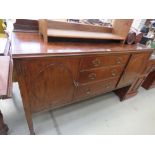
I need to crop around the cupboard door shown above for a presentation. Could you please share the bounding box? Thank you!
[117,53,150,88]
[17,57,79,112]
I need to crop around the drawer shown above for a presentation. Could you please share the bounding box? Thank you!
[76,77,119,99]
[80,54,129,70]
[79,65,124,84]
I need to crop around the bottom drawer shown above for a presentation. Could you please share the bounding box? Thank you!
[75,77,119,99]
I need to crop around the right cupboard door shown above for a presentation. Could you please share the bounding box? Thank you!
[117,53,150,88]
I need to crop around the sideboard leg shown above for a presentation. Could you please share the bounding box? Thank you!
[0,110,9,135]
[114,85,137,101]
[26,116,35,135]
[24,110,35,135]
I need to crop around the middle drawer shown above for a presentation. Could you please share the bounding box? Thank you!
[79,65,124,84]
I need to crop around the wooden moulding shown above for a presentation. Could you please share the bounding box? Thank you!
[39,19,133,43]
[14,19,39,32]
[112,19,133,42]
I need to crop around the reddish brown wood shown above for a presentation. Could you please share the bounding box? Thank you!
[115,75,147,101]
[76,77,119,99]
[79,65,124,84]
[117,53,151,88]
[14,19,39,32]
[11,32,153,134]
[80,54,129,70]
[11,32,152,58]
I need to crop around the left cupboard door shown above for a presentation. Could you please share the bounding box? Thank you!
[15,57,80,113]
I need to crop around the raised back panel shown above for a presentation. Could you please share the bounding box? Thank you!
[112,19,133,40]
[47,20,112,33]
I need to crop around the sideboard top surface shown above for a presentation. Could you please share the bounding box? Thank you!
[11,32,153,58]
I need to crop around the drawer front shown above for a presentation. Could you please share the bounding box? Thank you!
[76,77,119,99]
[79,65,124,84]
[80,54,129,70]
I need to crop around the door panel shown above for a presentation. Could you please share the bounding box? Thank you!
[117,53,150,88]
[20,57,79,112]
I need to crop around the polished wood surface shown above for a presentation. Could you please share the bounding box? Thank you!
[46,20,112,33]
[11,32,153,134]
[76,77,120,100]
[80,54,129,70]
[117,53,151,88]
[14,19,39,32]
[79,65,124,84]
[11,32,152,57]
[47,29,125,40]
[112,19,133,40]
[39,19,133,42]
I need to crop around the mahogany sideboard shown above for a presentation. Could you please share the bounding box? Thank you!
[10,32,153,134]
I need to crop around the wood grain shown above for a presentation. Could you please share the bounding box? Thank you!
[47,29,124,40]
[39,19,132,42]
[11,32,153,134]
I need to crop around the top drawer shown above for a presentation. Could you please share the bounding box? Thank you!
[80,54,130,70]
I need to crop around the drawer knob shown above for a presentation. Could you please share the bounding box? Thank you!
[88,73,96,80]
[111,70,117,77]
[116,57,122,64]
[92,58,101,67]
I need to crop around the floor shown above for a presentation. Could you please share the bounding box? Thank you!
[0,83,155,135]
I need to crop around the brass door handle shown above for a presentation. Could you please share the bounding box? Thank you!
[92,58,101,67]
[111,70,117,77]
[86,88,91,95]
[88,73,96,80]
[73,81,79,87]
[116,57,122,64]
[105,83,110,89]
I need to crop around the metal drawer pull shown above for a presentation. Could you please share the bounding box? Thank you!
[88,73,96,80]
[92,58,101,67]
[116,57,122,64]
[105,83,110,88]
[111,70,117,77]
[86,88,91,95]
[73,81,79,87]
